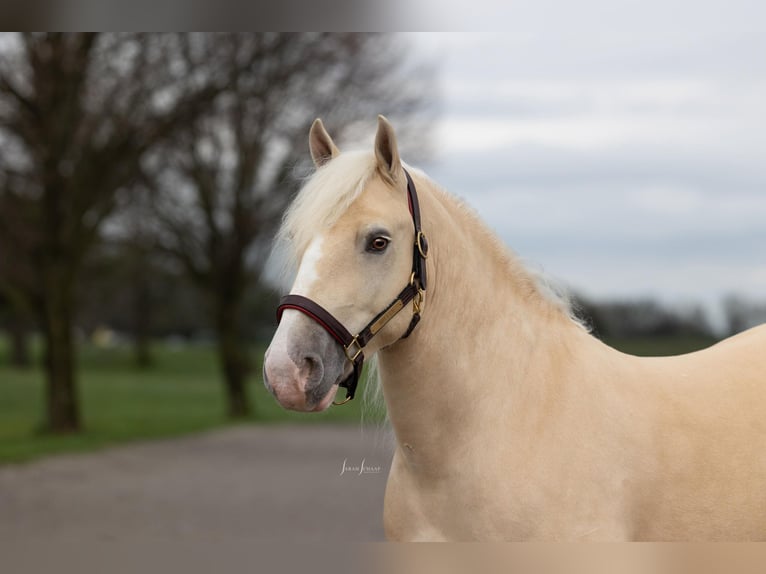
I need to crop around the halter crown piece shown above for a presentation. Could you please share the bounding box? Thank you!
[276,169,428,405]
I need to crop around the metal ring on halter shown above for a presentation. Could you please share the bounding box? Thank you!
[333,395,353,406]
[416,231,429,259]
[413,289,424,315]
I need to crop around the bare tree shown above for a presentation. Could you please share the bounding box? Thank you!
[146,33,434,417]
[0,189,37,368]
[0,294,31,367]
[574,295,714,339]
[722,295,766,336]
[0,33,236,432]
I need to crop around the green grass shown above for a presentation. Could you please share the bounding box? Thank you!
[0,342,384,465]
[0,335,717,465]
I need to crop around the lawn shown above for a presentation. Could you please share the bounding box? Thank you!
[0,341,385,464]
[0,335,718,465]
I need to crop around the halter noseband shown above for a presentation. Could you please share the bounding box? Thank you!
[276,169,428,405]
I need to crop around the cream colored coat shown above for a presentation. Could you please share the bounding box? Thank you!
[380,174,766,540]
[265,116,766,541]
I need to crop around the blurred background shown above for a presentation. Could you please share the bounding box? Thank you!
[0,33,435,452]
[0,28,764,548]
[0,30,765,458]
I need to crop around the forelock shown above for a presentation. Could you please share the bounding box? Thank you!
[278,151,378,262]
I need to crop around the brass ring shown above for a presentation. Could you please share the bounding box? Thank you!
[416,232,429,259]
[413,289,424,314]
[333,395,353,406]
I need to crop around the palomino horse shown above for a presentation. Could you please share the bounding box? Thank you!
[263,116,766,541]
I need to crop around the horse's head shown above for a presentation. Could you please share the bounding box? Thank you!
[263,116,425,412]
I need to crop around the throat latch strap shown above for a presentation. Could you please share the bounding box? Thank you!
[405,169,428,292]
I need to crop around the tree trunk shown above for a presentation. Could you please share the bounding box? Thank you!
[134,332,153,369]
[8,309,31,368]
[215,296,252,418]
[132,259,153,368]
[41,275,80,433]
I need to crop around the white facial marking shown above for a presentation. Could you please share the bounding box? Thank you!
[292,235,325,295]
[269,235,326,361]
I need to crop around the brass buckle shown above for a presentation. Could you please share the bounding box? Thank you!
[332,395,353,406]
[416,231,429,259]
[344,337,363,362]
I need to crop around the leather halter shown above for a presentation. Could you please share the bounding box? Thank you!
[276,169,429,405]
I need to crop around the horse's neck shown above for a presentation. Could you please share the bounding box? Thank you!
[377,178,595,469]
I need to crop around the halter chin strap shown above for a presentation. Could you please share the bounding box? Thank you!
[276,169,428,404]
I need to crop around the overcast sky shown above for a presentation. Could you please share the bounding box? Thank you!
[407,19,765,325]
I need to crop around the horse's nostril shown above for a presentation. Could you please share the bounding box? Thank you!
[300,354,324,388]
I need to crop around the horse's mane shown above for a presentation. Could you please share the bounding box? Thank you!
[411,168,589,333]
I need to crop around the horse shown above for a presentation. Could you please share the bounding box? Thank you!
[263,115,766,541]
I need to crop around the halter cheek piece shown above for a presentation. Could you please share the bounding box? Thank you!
[276,169,428,405]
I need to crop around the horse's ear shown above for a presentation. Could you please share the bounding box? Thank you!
[309,118,340,168]
[375,115,404,184]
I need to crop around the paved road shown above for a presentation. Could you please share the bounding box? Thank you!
[0,425,394,556]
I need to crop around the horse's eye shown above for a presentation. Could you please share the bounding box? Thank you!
[367,236,390,253]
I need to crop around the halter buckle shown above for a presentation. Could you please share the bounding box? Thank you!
[344,337,363,362]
